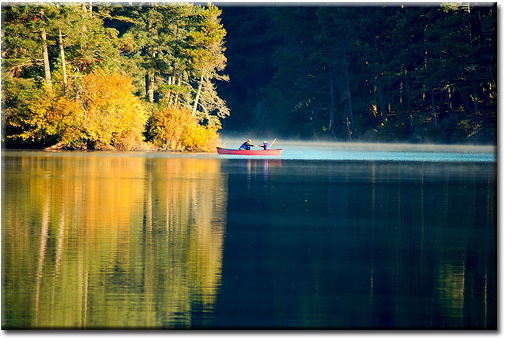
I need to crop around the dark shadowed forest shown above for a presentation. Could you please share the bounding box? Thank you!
[217,3,496,144]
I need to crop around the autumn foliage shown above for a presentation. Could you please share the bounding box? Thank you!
[4,71,149,150]
[147,106,220,152]
[80,71,148,150]
[4,70,221,151]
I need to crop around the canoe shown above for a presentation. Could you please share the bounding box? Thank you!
[216,147,282,156]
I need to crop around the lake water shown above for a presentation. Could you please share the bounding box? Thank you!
[1,142,497,329]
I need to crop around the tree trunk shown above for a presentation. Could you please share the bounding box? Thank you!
[145,74,149,101]
[58,25,68,95]
[41,27,52,92]
[174,74,182,107]
[462,92,470,112]
[191,74,204,118]
[473,87,479,113]
[342,52,354,136]
[339,30,354,136]
[146,72,154,103]
[431,90,437,126]
[404,70,412,116]
[484,83,491,106]
[467,3,473,48]
[346,117,352,141]
[311,110,323,134]
[200,101,209,117]
[166,75,173,108]
[379,87,387,123]
[329,70,335,134]
[445,85,453,112]
[146,49,156,103]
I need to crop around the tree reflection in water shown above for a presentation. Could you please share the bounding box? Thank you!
[2,153,227,329]
[2,153,496,329]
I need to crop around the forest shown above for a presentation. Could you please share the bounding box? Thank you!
[2,2,227,150]
[1,3,497,150]
[217,3,496,144]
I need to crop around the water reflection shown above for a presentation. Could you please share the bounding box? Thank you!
[2,153,227,329]
[238,159,283,185]
[215,160,496,329]
[2,152,496,329]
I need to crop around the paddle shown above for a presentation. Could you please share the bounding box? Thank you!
[269,138,277,149]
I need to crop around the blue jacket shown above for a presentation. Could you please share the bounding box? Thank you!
[240,142,252,150]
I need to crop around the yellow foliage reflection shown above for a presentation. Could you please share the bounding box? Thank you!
[2,153,227,329]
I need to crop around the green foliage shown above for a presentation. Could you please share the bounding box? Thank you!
[2,79,55,144]
[376,116,411,141]
[116,2,228,118]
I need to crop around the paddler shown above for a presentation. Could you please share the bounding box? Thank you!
[239,139,256,150]
[260,141,269,150]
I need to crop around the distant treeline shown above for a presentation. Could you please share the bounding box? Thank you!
[218,4,496,144]
[2,2,227,150]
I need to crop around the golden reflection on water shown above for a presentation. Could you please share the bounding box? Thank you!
[2,153,227,329]
[436,251,466,327]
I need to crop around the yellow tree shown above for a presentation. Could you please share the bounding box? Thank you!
[79,70,149,150]
[147,106,220,152]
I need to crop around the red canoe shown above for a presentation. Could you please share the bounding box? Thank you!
[216,147,282,156]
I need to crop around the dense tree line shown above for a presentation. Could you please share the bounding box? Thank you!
[218,4,496,143]
[2,3,496,148]
[2,2,227,150]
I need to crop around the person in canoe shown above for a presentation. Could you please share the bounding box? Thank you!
[260,141,270,150]
[239,139,257,150]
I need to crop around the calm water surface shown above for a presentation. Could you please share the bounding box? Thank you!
[2,144,496,329]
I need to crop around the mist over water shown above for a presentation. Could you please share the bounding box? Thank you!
[219,137,496,162]
[220,137,495,152]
